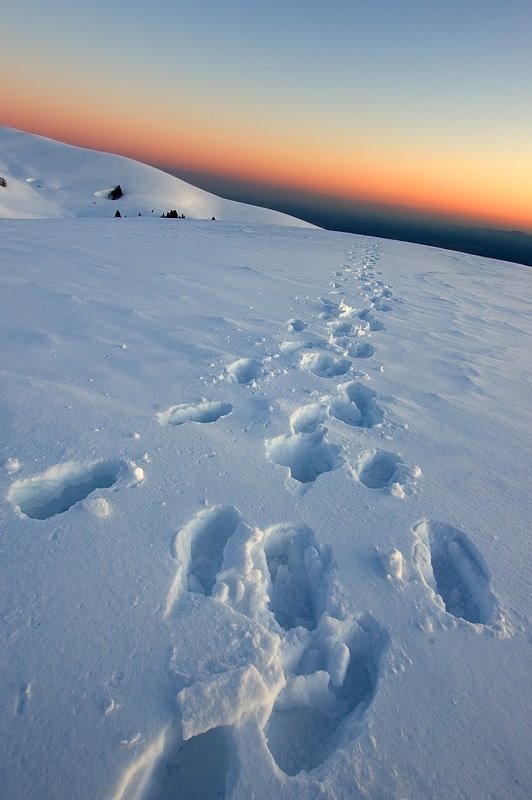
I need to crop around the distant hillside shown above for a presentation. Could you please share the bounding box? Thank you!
[0,128,313,227]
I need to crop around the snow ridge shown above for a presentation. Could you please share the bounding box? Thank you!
[0,127,313,226]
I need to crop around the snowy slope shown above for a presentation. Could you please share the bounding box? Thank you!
[0,217,531,800]
[0,128,313,226]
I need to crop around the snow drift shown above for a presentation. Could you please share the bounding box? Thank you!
[0,127,313,226]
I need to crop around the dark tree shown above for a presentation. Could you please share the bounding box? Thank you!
[0,177,7,187]
[108,184,123,200]
[114,209,121,217]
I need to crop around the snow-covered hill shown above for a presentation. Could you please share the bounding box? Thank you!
[1,216,530,800]
[0,128,313,226]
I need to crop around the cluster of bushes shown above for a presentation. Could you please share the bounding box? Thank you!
[0,177,7,187]
[161,210,186,218]
[113,209,217,220]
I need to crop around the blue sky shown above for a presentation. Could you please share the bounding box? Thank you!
[2,0,531,228]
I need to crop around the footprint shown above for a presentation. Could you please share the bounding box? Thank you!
[290,403,329,434]
[329,382,383,428]
[330,334,354,352]
[157,400,233,426]
[162,507,389,786]
[112,718,232,800]
[346,341,375,359]
[329,321,353,337]
[226,357,262,384]
[280,336,325,356]
[287,318,308,333]
[318,298,342,321]
[265,614,386,776]
[318,297,352,321]
[370,287,393,305]
[266,428,342,484]
[208,514,388,775]
[357,310,384,331]
[263,525,332,631]
[413,521,504,628]
[371,300,393,312]
[354,449,421,495]
[7,459,139,520]
[300,351,351,379]
[170,506,242,602]
[140,726,231,800]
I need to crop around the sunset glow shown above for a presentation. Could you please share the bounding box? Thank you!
[2,0,531,231]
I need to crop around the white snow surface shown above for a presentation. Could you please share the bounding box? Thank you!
[0,127,313,226]
[1,213,531,800]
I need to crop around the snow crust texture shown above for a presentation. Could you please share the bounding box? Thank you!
[1,216,529,800]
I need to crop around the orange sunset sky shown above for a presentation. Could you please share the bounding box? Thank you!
[2,0,531,231]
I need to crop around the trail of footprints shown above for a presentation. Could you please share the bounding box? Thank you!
[265,242,421,494]
[137,241,506,797]
[6,240,509,794]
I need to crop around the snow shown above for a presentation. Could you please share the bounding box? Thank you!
[1,134,531,800]
[0,127,313,226]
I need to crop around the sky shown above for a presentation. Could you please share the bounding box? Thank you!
[2,0,532,231]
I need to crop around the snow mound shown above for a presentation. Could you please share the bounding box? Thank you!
[0,127,314,225]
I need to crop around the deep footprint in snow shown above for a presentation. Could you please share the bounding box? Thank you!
[289,403,329,434]
[157,400,233,426]
[357,310,384,331]
[226,357,262,384]
[300,351,351,379]
[139,725,231,800]
[354,449,421,494]
[202,515,388,774]
[356,450,402,488]
[263,525,332,631]
[329,321,353,337]
[317,297,352,321]
[265,614,386,776]
[163,509,389,783]
[329,382,383,428]
[172,505,242,597]
[266,428,342,484]
[413,520,501,626]
[346,340,375,359]
[7,459,134,520]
